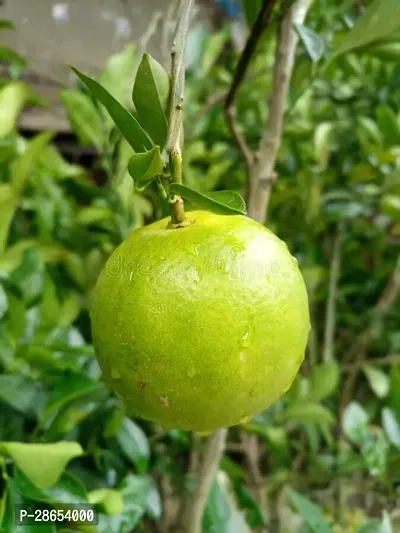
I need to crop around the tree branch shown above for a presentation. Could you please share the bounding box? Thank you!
[339,255,400,420]
[248,0,314,222]
[224,0,278,183]
[322,221,345,363]
[179,429,228,533]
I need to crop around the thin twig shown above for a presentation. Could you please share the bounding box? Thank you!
[166,0,194,154]
[322,221,345,363]
[138,11,163,51]
[248,0,314,222]
[339,255,400,420]
[180,429,228,533]
[224,0,278,182]
[166,0,194,225]
[341,354,400,372]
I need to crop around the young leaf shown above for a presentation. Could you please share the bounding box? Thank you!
[60,90,103,149]
[128,146,164,190]
[13,131,55,195]
[133,54,170,147]
[0,442,83,489]
[0,81,29,137]
[382,408,400,449]
[362,365,389,398]
[282,401,336,425]
[88,488,124,515]
[286,488,332,533]
[334,0,400,57]
[168,184,247,215]
[71,67,153,153]
[295,23,326,63]
[343,402,369,443]
[309,361,339,401]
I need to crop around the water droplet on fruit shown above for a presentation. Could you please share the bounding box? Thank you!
[238,325,253,348]
[111,369,122,380]
[194,245,202,256]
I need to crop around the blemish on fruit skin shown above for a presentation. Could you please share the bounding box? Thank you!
[160,396,170,408]
[139,382,146,389]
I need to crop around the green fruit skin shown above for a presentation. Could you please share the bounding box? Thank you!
[91,210,310,432]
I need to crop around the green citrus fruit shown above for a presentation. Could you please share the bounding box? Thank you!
[91,210,310,432]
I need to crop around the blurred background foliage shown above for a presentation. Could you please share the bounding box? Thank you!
[1,1,400,532]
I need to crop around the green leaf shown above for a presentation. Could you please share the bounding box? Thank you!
[309,361,339,401]
[199,29,230,77]
[100,44,137,106]
[314,122,334,167]
[0,47,26,71]
[295,24,326,63]
[116,417,150,474]
[286,488,332,533]
[71,67,152,153]
[376,105,400,146]
[128,145,164,190]
[0,184,17,254]
[13,131,55,195]
[382,407,400,449]
[0,442,83,489]
[203,474,249,533]
[242,0,262,27]
[283,401,336,425]
[60,90,103,149]
[0,20,15,30]
[88,489,124,515]
[381,195,400,221]
[342,402,369,443]
[169,184,247,215]
[0,81,28,137]
[334,0,400,57]
[362,365,389,398]
[117,474,153,530]
[389,365,400,411]
[11,468,87,504]
[133,54,170,147]
[0,375,43,417]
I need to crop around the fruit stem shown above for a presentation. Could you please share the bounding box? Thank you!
[165,0,194,227]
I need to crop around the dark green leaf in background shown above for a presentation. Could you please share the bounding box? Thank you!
[60,90,103,149]
[286,488,332,533]
[116,417,150,474]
